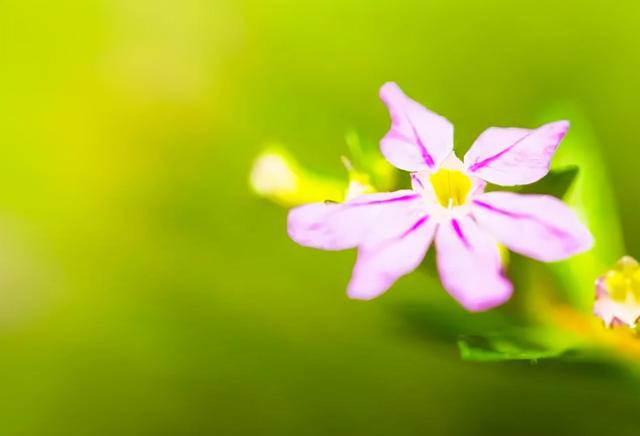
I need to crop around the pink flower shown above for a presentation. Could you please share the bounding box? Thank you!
[288,82,593,311]
[594,256,640,327]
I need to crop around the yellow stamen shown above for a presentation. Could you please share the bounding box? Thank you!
[429,169,472,208]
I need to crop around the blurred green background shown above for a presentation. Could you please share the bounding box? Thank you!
[2,0,640,434]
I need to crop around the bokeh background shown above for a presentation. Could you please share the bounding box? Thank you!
[2,0,640,434]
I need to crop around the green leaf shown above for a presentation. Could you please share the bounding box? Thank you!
[458,334,565,362]
[518,165,579,199]
[484,166,580,200]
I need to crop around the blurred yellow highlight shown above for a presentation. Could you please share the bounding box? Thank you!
[250,146,347,207]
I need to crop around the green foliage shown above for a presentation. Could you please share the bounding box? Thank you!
[486,166,579,199]
[519,165,579,199]
[458,334,565,362]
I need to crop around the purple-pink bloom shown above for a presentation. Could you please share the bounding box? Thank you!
[288,82,593,311]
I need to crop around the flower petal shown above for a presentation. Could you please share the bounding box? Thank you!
[593,296,640,327]
[464,121,569,186]
[379,82,454,172]
[348,214,436,300]
[287,190,420,251]
[436,217,513,311]
[594,275,640,327]
[472,192,593,262]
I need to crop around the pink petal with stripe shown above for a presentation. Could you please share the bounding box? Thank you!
[287,190,420,251]
[472,192,593,262]
[348,215,436,300]
[464,121,569,186]
[379,82,454,172]
[436,216,513,311]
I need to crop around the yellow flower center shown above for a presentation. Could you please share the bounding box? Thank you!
[604,256,640,302]
[429,169,473,208]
